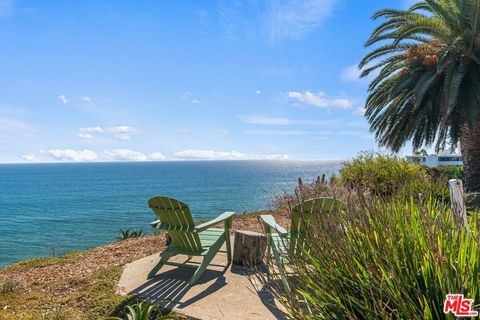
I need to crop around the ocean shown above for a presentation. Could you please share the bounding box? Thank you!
[0,160,341,267]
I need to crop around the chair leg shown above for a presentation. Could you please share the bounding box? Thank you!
[265,246,271,276]
[225,233,232,264]
[189,255,213,285]
[271,245,290,292]
[147,251,174,279]
[279,271,290,292]
[189,235,225,285]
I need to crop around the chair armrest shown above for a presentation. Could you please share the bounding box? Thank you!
[195,211,236,232]
[150,219,161,228]
[260,215,288,236]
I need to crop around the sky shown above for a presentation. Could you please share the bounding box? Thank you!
[0,0,414,163]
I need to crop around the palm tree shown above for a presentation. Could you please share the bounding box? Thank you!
[360,0,480,192]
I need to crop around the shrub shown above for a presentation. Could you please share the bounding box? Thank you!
[425,165,464,182]
[340,152,430,197]
[117,228,146,241]
[0,280,21,294]
[106,300,176,320]
[261,195,480,319]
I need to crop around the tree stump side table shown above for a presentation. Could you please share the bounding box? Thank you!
[232,230,267,267]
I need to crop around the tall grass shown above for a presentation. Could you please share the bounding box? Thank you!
[263,195,480,319]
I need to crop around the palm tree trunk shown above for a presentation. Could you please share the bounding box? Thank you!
[460,121,480,192]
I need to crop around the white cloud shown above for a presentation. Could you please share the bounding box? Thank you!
[41,148,165,162]
[108,126,135,134]
[148,152,166,161]
[77,126,138,140]
[103,150,165,162]
[81,96,92,102]
[104,149,148,161]
[77,133,93,139]
[22,153,38,162]
[48,149,98,162]
[221,129,229,135]
[80,126,103,133]
[242,115,337,126]
[256,90,262,95]
[58,95,69,105]
[353,107,366,116]
[287,91,352,109]
[181,92,201,104]
[77,126,103,139]
[261,154,289,160]
[173,149,247,160]
[265,0,335,43]
[244,129,331,136]
[107,126,137,140]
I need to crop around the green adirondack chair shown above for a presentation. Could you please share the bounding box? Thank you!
[147,196,235,285]
[260,197,345,291]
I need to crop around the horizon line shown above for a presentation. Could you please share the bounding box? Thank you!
[0,158,348,165]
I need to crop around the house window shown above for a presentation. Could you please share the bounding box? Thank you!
[438,157,461,162]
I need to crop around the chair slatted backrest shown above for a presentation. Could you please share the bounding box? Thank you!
[148,196,203,253]
[290,197,345,252]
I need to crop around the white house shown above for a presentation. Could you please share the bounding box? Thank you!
[406,153,462,167]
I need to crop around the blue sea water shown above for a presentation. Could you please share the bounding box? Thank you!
[0,160,341,267]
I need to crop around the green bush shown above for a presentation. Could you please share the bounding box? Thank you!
[106,300,175,320]
[116,228,146,241]
[425,166,464,182]
[262,195,480,319]
[340,152,430,197]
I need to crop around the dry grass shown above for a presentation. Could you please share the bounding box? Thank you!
[0,234,166,319]
[0,234,166,298]
[231,210,290,234]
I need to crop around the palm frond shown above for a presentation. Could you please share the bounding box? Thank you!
[361,0,479,154]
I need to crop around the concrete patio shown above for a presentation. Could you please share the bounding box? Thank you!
[116,237,286,320]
